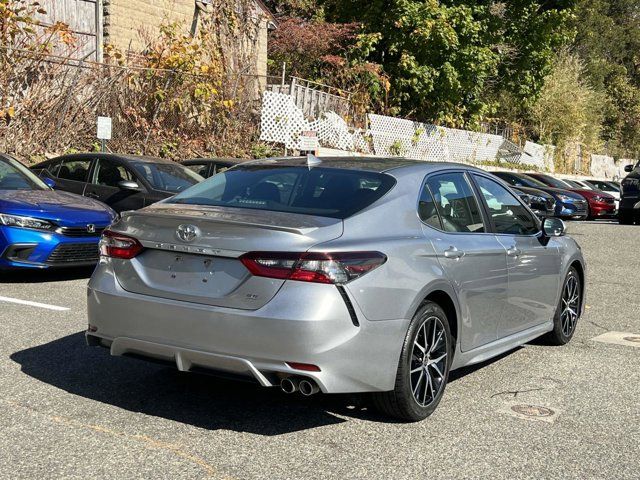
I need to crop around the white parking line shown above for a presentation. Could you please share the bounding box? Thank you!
[0,296,70,311]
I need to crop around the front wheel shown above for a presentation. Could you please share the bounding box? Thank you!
[619,212,634,225]
[372,302,452,422]
[543,267,581,345]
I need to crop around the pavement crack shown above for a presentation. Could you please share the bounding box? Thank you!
[490,387,544,399]
[3,400,234,479]
[587,320,609,332]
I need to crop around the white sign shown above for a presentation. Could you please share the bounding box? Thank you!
[299,130,319,152]
[97,116,112,140]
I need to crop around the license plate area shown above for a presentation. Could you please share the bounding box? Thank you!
[136,250,249,298]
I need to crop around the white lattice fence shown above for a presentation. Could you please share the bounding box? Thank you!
[368,114,533,166]
[367,114,447,160]
[260,91,370,152]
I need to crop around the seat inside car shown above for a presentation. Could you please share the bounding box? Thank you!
[98,165,124,186]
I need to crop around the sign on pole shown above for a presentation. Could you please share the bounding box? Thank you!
[97,116,112,140]
[97,116,112,153]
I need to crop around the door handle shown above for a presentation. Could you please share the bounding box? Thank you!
[85,192,99,199]
[506,246,522,257]
[444,246,465,259]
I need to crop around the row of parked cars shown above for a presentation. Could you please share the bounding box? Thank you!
[0,151,632,271]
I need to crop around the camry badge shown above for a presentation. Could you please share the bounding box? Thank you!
[176,224,199,242]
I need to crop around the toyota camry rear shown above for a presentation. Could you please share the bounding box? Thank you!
[87,157,584,421]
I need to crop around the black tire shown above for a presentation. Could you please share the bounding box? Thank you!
[372,301,452,422]
[542,267,581,345]
[619,212,634,225]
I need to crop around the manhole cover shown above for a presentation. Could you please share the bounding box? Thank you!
[510,405,555,417]
[623,336,640,343]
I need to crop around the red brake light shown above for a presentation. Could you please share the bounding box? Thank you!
[240,251,386,284]
[99,230,144,259]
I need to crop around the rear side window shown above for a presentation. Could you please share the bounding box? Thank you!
[58,159,91,182]
[425,173,485,233]
[168,166,396,219]
[418,185,442,230]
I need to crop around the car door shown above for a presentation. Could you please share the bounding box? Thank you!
[84,157,147,212]
[54,157,92,195]
[471,174,561,337]
[419,171,509,352]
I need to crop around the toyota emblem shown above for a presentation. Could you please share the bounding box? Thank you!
[176,224,199,242]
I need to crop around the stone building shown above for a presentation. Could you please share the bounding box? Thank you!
[37,0,276,81]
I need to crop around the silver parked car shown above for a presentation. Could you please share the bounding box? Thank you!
[87,157,586,421]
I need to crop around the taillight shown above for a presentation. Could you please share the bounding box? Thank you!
[99,230,144,259]
[240,251,387,285]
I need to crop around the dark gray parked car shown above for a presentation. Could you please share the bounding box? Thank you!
[31,153,203,213]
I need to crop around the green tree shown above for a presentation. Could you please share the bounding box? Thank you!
[530,52,605,155]
[571,0,640,157]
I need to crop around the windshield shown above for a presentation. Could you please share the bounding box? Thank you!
[535,174,572,189]
[168,166,396,219]
[565,180,589,189]
[0,155,49,191]
[515,174,549,188]
[131,162,203,193]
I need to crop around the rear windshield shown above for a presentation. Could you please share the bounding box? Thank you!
[131,162,203,193]
[168,166,396,219]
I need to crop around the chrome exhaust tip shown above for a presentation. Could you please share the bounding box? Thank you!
[280,377,300,394]
[299,379,320,396]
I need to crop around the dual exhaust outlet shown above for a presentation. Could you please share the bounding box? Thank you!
[280,376,320,396]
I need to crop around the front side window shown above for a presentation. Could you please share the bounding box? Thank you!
[425,172,485,233]
[58,159,91,182]
[169,166,396,219]
[92,159,135,187]
[474,175,539,235]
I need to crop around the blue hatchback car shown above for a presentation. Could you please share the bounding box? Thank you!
[0,154,116,270]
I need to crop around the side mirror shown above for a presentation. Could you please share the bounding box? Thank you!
[542,217,565,237]
[117,180,140,191]
[624,164,634,172]
[42,177,56,189]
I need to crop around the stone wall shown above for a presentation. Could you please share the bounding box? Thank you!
[103,0,270,84]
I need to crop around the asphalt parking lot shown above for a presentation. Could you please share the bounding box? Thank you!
[0,220,638,480]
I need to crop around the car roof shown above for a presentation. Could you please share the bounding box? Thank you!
[240,156,481,174]
[46,153,175,164]
[183,158,246,165]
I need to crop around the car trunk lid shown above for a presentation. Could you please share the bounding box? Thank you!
[110,203,343,309]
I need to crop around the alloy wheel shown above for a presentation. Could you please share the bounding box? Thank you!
[561,275,580,337]
[409,316,448,407]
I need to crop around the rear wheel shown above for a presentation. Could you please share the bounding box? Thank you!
[372,302,452,422]
[543,267,581,345]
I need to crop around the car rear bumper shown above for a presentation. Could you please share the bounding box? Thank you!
[0,226,100,269]
[86,262,408,393]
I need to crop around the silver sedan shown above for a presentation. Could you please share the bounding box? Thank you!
[87,157,585,421]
